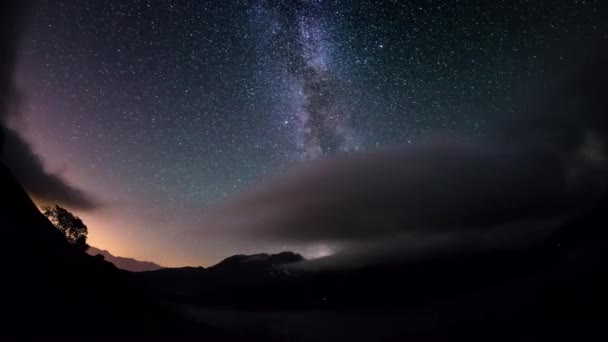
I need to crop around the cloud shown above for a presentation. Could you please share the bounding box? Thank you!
[208,139,599,242]
[205,44,608,267]
[0,0,98,210]
[1,128,98,210]
[290,217,565,270]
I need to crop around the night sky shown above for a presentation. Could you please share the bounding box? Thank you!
[14,0,607,266]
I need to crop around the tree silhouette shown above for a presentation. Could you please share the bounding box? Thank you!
[42,205,89,251]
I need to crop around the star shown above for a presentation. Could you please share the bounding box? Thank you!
[14,0,608,266]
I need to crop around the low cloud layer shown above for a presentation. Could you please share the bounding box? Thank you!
[205,44,608,266]
[0,1,97,210]
[210,139,599,241]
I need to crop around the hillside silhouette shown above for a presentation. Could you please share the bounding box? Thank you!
[133,192,608,340]
[2,1,608,340]
[87,246,164,272]
[0,162,235,337]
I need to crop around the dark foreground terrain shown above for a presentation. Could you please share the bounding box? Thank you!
[0,162,239,338]
[2,157,608,339]
[1,0,607,340]
[132,191,608,341]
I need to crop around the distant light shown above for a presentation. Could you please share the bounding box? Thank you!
[305,244,334,259]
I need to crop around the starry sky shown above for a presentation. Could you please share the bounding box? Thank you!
[14,0,607,266]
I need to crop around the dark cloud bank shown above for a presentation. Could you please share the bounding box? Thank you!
[208,44,608,268]
[0,0,96,210]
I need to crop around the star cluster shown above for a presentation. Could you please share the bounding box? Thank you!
[16,0,607,266]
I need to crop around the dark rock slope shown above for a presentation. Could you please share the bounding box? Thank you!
[0,162,226,337]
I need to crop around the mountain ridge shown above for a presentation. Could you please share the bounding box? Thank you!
[211,251,305,270]
[87,246,164,272]
[0,161,228,337]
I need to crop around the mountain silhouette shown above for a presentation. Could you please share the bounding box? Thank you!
[87,246,164,272]
[212,251,304,270]
[136,251,304,298]
[3,151,608,340]
[0,162,234,337]
[134,192,608,340]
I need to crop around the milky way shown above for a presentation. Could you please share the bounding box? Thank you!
[255,0,358,159]
[15,0,608,266]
